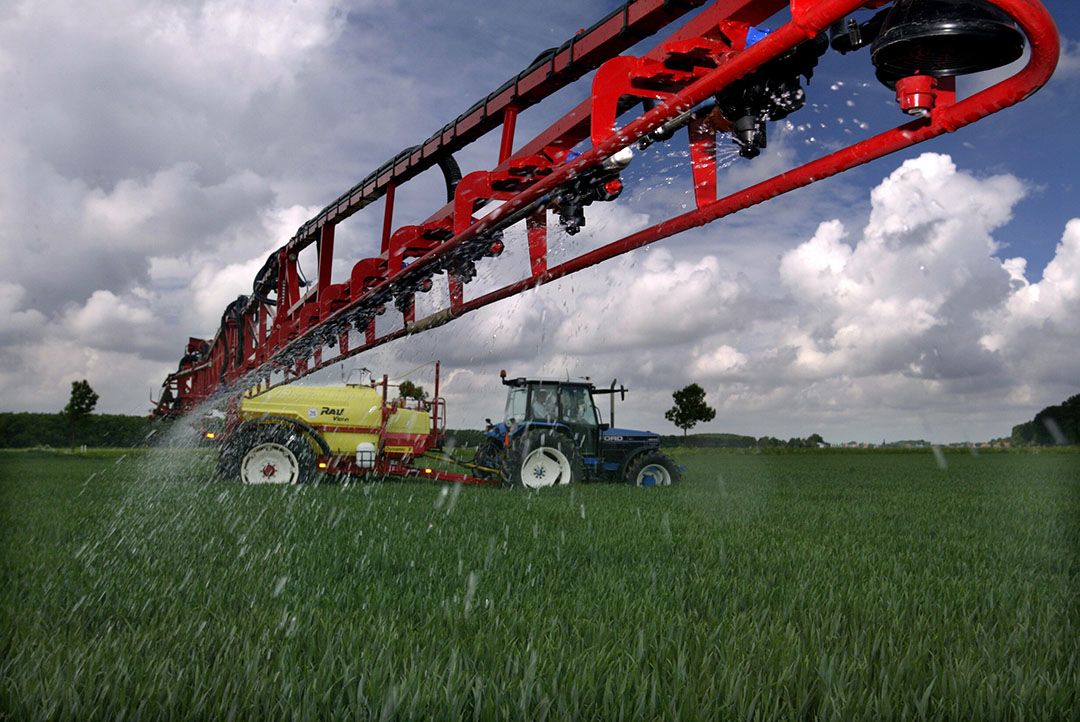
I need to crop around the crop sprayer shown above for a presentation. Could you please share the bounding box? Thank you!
[151,0,1059,485]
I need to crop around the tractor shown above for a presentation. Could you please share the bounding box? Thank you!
[475,371,681,488]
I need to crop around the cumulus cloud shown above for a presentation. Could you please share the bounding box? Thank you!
[61,290,176,360]
[0,283,48,344]
[993,219,1080,332]
[1056,36,1080,79]
[775,153,1026,381]
[689,345,748,380]
[979,219,1080,386]
[552,249,749,353]
[0,0,363,413]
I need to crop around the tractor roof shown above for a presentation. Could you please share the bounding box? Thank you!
[502,377,595,390]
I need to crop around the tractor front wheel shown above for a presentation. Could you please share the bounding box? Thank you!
[237,426,315,485]
[625,452,680,487]
[504,429,584,489]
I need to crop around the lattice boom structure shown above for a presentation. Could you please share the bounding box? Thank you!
[153,0,1059,419]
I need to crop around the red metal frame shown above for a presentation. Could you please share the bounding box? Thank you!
[153,0,1059,421]
[318,456,499,487]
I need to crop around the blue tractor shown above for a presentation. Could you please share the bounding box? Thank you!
[476,372,681,489]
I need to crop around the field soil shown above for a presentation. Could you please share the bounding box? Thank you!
[2,447,1078,720]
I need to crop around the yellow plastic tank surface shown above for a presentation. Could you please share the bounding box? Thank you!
[239,385,431,456]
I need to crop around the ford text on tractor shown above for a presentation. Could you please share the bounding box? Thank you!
[475,371,681,489]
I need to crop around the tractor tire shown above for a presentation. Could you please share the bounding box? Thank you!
[624,451,680,487]
[503,429,584,489]
[236,426,316,485]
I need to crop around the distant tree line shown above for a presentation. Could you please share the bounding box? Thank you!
[660,433,756,448]
[754,433,827,449]
[661,433,827,449]
[443,429,487,448]
[0,413,158,449]
[1011,394,1080,446]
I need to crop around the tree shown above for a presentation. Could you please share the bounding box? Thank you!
[1012,394,1080,446]
[1011,420,1034,446]
[664,383,715,436]
[398,380,428,401]
[63,379,98,447]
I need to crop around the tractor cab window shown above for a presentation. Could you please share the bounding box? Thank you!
[529,386,558,422]
[560,386,597,428]
[505,387,527,425]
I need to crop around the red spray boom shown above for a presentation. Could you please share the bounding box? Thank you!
[152,0,1058,419]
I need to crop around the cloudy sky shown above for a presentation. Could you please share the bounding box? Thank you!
[2,0,1078,443]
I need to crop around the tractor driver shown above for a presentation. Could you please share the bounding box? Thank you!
[531,387,557,421]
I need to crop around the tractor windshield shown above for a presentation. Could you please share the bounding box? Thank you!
[560,386,596,426]
[559,385,598,455]
[505,387,527,425]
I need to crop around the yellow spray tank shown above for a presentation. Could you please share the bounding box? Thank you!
[239,383,433,458]
[217,362,489,486]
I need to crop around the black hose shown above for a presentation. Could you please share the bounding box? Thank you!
[253,252,278,295]
[437,153,462,202]
[527,47,558,70]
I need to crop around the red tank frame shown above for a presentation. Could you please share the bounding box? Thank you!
[153,0,1059,419]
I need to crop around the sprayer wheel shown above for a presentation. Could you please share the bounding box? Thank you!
[237,426,315,485]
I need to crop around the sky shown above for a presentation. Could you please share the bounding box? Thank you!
[1,0,1078,443]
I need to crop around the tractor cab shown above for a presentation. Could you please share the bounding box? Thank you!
[478,372,679,488]
[500,378,601,455]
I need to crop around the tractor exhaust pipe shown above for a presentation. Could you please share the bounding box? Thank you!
[610,379,616,429]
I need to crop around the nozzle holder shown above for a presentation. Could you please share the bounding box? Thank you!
[895,74,955,115]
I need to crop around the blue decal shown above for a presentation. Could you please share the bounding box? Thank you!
[746,25,771,47]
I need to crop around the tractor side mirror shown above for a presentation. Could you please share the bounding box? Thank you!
[599,423,610,431]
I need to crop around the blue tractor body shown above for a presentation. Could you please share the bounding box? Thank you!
[478,375,679,487]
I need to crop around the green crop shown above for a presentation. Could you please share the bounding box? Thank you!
[1,448,1077,720]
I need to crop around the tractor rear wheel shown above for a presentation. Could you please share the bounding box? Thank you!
[237,426,315,485]
[625,452,680,487]
[504,429,584,489]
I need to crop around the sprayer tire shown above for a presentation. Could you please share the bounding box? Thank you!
[217,444,242,480]
[237,426,316,485]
